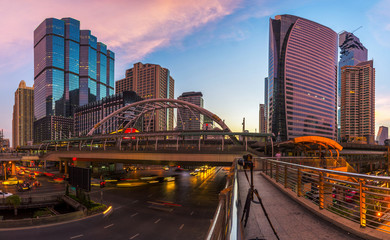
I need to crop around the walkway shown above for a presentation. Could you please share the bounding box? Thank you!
[238,171,364,240]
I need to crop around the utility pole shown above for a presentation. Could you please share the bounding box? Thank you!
[242,117,246,132]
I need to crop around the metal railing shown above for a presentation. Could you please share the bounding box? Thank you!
[258,157,390,234]
[205,161,241,240]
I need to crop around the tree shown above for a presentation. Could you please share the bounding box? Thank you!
[6,195,21,216]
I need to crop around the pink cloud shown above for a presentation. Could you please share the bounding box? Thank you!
[0,0,243,76]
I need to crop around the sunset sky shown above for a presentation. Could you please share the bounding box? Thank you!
[1,0,390,140]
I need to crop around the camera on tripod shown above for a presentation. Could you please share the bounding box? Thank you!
[238,154,253,169]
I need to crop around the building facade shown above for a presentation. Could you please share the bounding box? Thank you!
[177,92,204,130]
[377,126,388,145]
[259,104,266,133]
[12,81,34,147]
[74,91,143,135]
[340,60,375,143]
[34,18,114,142]
[338,31,368,140]
[267,15,338,141]
[116,62,174,132]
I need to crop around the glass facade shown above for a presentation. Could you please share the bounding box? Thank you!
[268,15,337,141]
[34,17,115,142]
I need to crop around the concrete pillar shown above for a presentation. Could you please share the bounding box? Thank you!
[11,163,16,176]
[64,161,68,175]
[3,162,6,179]
[59,160,63,173]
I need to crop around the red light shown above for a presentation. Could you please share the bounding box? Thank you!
[206,124,208,126]
[177,165,181,168]
[72,157,77,161]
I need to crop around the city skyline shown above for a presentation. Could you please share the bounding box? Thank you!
[1,0,390,140]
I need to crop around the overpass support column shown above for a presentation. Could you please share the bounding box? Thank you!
[11,162,16,176]
[64,161,69,175]
[3,162,7,179]
[59,160,63,173]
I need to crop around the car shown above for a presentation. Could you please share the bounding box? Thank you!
[0,191,13,198]
[2,178,23,185]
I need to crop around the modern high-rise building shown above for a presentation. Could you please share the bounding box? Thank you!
[259,104,266,133]
[34,17,114,142]
[377,126,388,145]
[12,81,34,147]
[267,15,338,141]
[177,92,204,130]
[340,60,375,143]
[338,31,368,140]
[116,62,174,131]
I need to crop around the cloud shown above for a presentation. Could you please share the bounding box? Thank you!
[367,0,390,47]
[0,0,243,77]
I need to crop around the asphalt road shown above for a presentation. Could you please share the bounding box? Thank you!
[0,167,227,240]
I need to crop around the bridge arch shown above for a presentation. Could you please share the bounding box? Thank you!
[87,98,232,136]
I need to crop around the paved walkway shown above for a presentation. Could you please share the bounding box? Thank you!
[238,171,364,240]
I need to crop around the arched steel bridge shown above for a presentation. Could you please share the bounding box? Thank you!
[87,98,232,136]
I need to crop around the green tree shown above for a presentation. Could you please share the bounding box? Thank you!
[6,195,21,216]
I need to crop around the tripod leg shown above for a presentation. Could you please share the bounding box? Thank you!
[253,189,280,240]
[241,188,252,227]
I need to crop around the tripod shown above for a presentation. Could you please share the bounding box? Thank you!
[241,163,280,240]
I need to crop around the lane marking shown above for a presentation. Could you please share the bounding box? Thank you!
[131,212,138,217]
[70,234,84,239]
[130,233,140,239]
[154,218,161,224]
[104,224,114,229]
[179,224,184,230]
[190,211,194,215]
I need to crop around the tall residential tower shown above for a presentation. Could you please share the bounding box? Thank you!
[116,62,174,131]
[267,15,338,141]
[340,60,375,143]
[12,81,34,147]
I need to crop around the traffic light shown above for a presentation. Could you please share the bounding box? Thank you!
[100,181,106,188]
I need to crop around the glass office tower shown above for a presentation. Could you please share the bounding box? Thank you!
[267,15,338,141]
[34,17,115,142]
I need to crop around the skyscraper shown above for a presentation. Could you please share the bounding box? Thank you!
[12,81,34,147]
[377,126,388,145]
[116,62,175,131]
[259,104,266,133]
[338,31,368,140]
[340,60,375,143]
[34,18,114,142]
[177,92,204,130]
[267,15,337,141]
[264,77,268,133]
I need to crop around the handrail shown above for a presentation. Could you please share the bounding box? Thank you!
[205,161,241,240]
[258,157,390,235]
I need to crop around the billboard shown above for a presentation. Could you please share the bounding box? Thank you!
[69,166,91,192]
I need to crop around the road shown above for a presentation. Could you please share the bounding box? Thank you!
[0,167,227,240]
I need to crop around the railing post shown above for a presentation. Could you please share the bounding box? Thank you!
[276,161,279,183]
[270,162,273,179]
[297,168,302,197]
[155,137,158,151]
[284,164,288,188]
[359,179,367,228]
[319,171,324,209]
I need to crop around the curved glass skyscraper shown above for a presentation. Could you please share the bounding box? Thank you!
[267,15,337,141]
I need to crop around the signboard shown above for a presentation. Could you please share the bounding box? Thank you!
[69,166,91,192]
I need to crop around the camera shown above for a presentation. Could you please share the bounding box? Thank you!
[238,154,254,169]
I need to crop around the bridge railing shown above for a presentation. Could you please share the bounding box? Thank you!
[205,161,241,240]
[257,157,390,235]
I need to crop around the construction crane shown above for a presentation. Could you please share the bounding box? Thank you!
[351,26,362,34]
